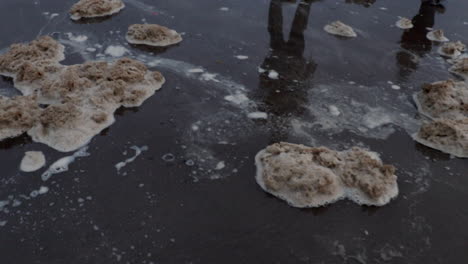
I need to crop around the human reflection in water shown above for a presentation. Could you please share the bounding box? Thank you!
[344,0,376,8]
[396,1,445,81]
[254,0,317,143]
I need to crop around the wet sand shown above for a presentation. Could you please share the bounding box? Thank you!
[0,0,467,263]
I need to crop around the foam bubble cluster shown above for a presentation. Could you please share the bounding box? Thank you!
[0,36,165,152]
[69,0,125,20]
[126,24,183,47]
[255,142,398,208]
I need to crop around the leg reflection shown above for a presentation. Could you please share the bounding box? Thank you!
[255,0,317,143]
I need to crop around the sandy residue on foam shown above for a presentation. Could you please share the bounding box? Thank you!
[20,151,46,172]
[0,37,165,152]
[324,21,357,38]
[0,95,41,140]
[0,36,64,77]
[255,142,398,208]
[126,24,182,47]
[412,80,468,157]
[69,0,125,21]
[41,146,90,181]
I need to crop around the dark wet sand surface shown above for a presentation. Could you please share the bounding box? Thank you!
[1,0,467,263]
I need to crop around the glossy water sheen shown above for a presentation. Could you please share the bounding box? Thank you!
[0,0,467,263]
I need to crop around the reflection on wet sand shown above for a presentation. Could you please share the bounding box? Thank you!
[396,1,445,81]
[345,0,376,8]
[254,0,317,143]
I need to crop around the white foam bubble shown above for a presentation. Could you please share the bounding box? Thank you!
[41,146,90,181]
[268,70,279,79]
[247,112,268,119]
[328,105,341,116]
[235,55,248,60]
[115,145,148,172]
[105,45,129,57]
[215,161,225,170]
[200,73,220,82]
[20,151,46,172]
[30,186,49,197]
[225,92,249,105]
[188,68,204,73]
[66,33,88,43]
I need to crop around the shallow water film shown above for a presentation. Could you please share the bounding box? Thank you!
[0,0,467,263]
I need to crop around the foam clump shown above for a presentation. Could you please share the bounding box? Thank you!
[426,29,449,42]
[438,41,466,59]
[413,80,468,157]
[414,80,468,119]
[395,17,413,29]
[324,21,357,38]
[69,0,125,20]
[255,142,398,208]
[414,118,468,158]
[0,37,165,152]
[449,57,468,79]
[126,24,183,47]
[20,151,46,172]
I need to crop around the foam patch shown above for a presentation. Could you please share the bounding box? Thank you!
[449,57,468,80]
[395,17,413,29]
[413,79,468,157]
[126,24,183,47]
[0,37,165,152]
[426,29,449,42]
[255,142,398,208]
[413,118,468,158]
[324,21,357,38]
[438,41,466,59]
[413,80,468,119]
[69,0,125,20]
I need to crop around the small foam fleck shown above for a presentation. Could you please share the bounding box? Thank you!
[104,45,129,57]
[247,112,268,119]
